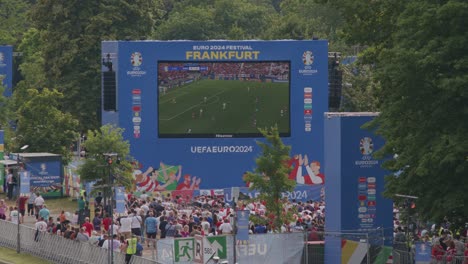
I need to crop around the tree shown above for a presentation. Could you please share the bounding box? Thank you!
[244,126,296,232]
[155,0,276,40]
[0,84,13,128]
[335,0,468,221]
[265,0,346,49]
[13,88,79,164]
[77,125,134,190]
[156,6,218,40]
[28,0,163,131]
[0,0,31,45]
[340,63,381,112]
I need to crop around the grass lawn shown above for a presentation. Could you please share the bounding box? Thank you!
[0,247,51,264]
[159,79,290,137]
[0,193,77,218]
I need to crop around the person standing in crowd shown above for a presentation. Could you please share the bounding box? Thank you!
[102,213,112,233]
[88,231,101,246]
[218,218,233,234]
[95,192,103,207]
[98,234,108,247]
[27,192,36,216]
[145,211,158,247]
[59,210,67,225]
[76,227,89,242]
[18,195,28,224]
[9,206,19,224]
[125,235,138,264]
[34,193,44,219]
[130,209,142,237]
[6,169,14,200]
[77,196,85,224]
[201,217,210,235]
[140,191,148,201]
[159,216,168,239]
[82,217,94,237]
[103,234,121,251]
[111,219,120,237]
[120,215,132,239]
[165,220,177,237]
[181,225,190,237]
[34,217,48,242]
[0,199,8,220]
[93,212,102,232]
[38,204,50,222]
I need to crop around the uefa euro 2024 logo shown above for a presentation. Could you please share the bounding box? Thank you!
[127,52,146,77]
[360,137,374,155]
[131,52,143,67]
[302,51,314,66]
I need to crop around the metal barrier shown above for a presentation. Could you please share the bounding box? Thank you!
[393,249,414,264]
[0,220,163,264]
[0,219,394,264]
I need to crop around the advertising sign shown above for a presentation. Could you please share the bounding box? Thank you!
[236,210,250,244]
[414,242,431,263]
[115,186,126,214]
[22,154,63,197]
[324,113,393,264]
[19,171,30,196]
[223,185,322,204]
[102,40,328,190]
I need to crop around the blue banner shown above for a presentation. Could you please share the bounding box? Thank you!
[0,46,13,97]
[324,114,394,264]
[26,158,62,197]
[20,171,30,196]
[115,186,126,214]
[236,210,250,243]
[414,242,431,262]
[223,185,322,204]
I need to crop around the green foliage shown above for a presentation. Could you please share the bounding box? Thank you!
[77,125,133,189]
[14,88,79,163]
[266,0,345,48]
[337,0,468,220]
[156,6,218,40]
[156,0,276,40]
[244,126,296,231]
[0,85,13,129]
[27,0,163,131]
[340,63,381,112]
[0,0,31,45]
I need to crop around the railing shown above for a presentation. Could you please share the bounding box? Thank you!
[0,220,161,264]
[0,219,394,264]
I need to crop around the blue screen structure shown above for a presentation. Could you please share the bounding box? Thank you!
[0,46,13,97]
[324,113,393,263]
[102,40,328,191]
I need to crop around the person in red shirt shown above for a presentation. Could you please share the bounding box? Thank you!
[82,217,94,237]
[102,213,112,233]
[18,195,28,224]
[431,241,445,262]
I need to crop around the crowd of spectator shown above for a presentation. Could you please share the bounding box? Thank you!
[158,62,289,88]
[2,190,326,263]
[393,207,468,263]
